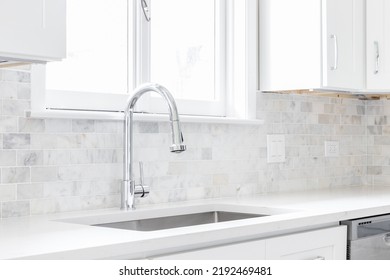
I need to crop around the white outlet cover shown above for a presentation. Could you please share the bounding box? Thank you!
[267,135,286,163]
[325,141,339,157]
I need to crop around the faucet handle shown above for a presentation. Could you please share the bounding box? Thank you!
[134,161,150,198]
[139,161,144,187]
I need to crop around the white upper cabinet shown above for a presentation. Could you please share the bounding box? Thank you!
[0,0,66,63]
[322,0,365,90]
[260,0,321,91]
[259,0,365,92]
[366,0,390,91]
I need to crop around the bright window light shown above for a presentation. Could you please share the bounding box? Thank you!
[46,0,129,95]
[150,0,216,101]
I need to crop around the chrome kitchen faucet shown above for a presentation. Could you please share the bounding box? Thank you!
[122,83,186,210]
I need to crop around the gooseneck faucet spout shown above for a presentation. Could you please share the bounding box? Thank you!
[122,83,186,210]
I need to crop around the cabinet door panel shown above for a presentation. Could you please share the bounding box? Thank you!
[265,226,347,260]
[259,0,322,91]
[366,0,390,90]
[0,0,65,61]
[322,0,364,90]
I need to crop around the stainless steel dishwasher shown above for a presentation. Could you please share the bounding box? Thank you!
[341,214,390,260]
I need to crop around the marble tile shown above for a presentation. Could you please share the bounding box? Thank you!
[45,119,72,133]
[2,70,30,83]
[18,118,45,133]
[17,183,44,199]
[29,134,58,149]
[57,164,121,181]
[0,151,16,166]
[135,122,159,133]
[1,167,30,184]
[80,195,119,211]
[2,99,30,116]
[318,114,340,124]
[300,102,313,113]
[201,148,212,160]
[43,150,71,165]
[72,120,95,133]
[341,115,363,125]
[367,126,382,135]
[95,120,121,133]
[1,201,30,218]
[43,182,78,198]
[70,149,120,164]
[0,185,16,201]
[31,167,59,183]
[17,83,31,99]
[0,81,17,99]
[3,133,30,149]
[17,150,43,166]
[0,116,17,132]
[89,180,121,195]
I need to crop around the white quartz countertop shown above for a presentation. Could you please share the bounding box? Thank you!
[2,186,390,260]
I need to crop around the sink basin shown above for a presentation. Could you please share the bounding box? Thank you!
[57,204,295,232]
[93,211,266,231]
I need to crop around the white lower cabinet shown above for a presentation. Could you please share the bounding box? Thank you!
[265,226,346,260]
[153,239,266,260]
[151,226,347,260]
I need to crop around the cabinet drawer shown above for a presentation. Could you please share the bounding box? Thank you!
[151,226,346,260]
[152,239,266,260]
[265,226,347,260]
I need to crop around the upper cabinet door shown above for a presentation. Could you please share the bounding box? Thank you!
[0,0,66,62]
[259,0,364,92]
[366,0,390,90]
[259,0,322,92]
[322,0,365,90]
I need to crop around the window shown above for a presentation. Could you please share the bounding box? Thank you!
[145,0,225,116]
[32,0,257,119]
[39,0,133,112]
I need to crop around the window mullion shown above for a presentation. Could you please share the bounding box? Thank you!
[128,0,136,93]
[138,0,151,85]
[215,0,227,117]
[134,0,152,112]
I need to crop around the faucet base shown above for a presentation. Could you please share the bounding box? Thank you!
[121,180,150,211]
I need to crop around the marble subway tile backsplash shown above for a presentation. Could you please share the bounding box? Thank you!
[0,67,383,219]
[367,100,390,186]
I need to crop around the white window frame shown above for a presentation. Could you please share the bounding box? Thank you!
[32,0,136,113]
[31,0,257,120]
[136,0,226,117]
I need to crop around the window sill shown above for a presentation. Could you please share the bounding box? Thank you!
[30,109,264,125]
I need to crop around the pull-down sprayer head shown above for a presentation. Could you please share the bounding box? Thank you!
[169,120,186,153]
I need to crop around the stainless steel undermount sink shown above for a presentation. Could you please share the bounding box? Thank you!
[57,204,295,232]
[92,211,266,232]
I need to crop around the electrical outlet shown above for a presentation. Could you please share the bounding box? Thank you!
[267,135,286,163]
[325,141,339,157]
